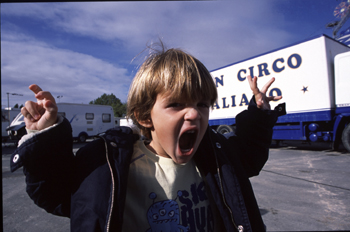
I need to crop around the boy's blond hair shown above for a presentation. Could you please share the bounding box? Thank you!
[127,44,217,139]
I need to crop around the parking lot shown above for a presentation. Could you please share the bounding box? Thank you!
[2,141,350,231]
[250,143,350,231]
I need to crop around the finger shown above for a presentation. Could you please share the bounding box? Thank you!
[21,107,33,122]
[21,107,34,127]
[247,75,254,86]
[260,77,275,94]
[35,91,57,104]
[247,75,253,85]
[248,76,260,95]
[24,101,42,121]
[253,77,261,95]
[40,100,58,126]
[43,100,58,114]
[267,95,282,101]
[29,84,43,95]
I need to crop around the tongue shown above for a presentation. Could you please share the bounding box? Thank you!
[179,133,193,150]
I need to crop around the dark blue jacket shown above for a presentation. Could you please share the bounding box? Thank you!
[10,101,285,232]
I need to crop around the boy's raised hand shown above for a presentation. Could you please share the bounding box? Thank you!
[247,76,282,110]
[21,84,58,131]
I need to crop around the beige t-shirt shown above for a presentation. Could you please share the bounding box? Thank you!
[122,140,217,232]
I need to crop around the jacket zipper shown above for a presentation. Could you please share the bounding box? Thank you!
[210,131,244,232]
[102,137,115,232]
[214,153,243,232]
[102,130,244,232]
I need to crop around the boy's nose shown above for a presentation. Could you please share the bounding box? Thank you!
[184,107,200,121]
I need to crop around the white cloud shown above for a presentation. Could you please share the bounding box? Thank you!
[2,1,295,64]
[2,1,301,108]
[1,30,130,108]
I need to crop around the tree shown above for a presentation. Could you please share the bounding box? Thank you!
[13,104,24,108]
[89,93,126,117]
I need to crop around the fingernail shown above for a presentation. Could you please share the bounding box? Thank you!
[34,114,40,120]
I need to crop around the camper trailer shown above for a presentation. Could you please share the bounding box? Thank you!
[7,103,115,142]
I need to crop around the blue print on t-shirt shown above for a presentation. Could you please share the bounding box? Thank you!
[146,191,188,232]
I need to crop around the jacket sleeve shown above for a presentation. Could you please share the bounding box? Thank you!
[228,98,286,177]
[10,117,74,217]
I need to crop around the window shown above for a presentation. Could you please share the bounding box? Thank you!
[102,113,111,123]
[86,113,94,120]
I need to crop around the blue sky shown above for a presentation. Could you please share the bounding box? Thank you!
[2,0,350,109]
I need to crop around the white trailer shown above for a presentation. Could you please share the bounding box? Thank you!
[7,103,115,142]
[57,103,115,142]
[209,34,350,152]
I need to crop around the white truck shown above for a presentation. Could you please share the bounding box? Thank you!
[7,103,115,143]
[209,34,350,152]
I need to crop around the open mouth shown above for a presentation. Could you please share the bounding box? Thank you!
[179,130,197,154]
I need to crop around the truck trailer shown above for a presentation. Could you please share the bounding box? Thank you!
[209,34,350,152]
[7,103,115,143]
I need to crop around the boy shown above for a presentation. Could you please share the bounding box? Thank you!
[11,46,285,232]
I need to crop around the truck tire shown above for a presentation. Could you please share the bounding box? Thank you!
[216,125,234,134]
[342,123,350,153]
[78,133,87,143]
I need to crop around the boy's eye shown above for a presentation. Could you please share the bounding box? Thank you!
[167,101,209,108]
[168,103,182,108]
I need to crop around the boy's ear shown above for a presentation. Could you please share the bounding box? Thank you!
[134,112,153,128]
[137,118,153,128]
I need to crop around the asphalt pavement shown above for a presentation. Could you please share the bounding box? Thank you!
[250,143,350,231]
[2,141,350,231]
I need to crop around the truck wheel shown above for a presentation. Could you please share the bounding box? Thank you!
[78,133,87,143]
[216,125,235,134]
[342,123,350,153]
